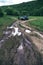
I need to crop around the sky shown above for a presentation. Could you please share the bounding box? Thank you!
[0,0,33,6]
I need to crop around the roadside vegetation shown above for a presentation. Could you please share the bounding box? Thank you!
[28,16,43,32]
[0,15,17,37]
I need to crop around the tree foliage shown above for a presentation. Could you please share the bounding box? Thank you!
[0,8,4,17]
[0,1,43,16]
[5,7,19,16]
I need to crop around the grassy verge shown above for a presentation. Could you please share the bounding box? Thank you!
[28,16,43,32]
[0,15,17,37]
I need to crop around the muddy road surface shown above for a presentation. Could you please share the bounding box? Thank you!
[0,20,43,65]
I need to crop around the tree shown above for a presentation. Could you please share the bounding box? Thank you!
[0,8,4,17]
[5,7,19,16]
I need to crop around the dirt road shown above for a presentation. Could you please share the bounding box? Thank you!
[0,20,43,65]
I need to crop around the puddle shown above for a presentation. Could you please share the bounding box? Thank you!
[12,27,21,36]
[7,26,14,29]
[17,32,21,36]
[3,31,9,34]
[12,31,17,36]
[0,39,4,43]
[25,29,31,33]
[18,44,23,50]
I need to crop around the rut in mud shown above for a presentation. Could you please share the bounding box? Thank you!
[0,35,42,65]
[0,20,43,65]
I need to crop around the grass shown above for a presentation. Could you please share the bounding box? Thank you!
[28,16,43,32]
[0,15,17,37]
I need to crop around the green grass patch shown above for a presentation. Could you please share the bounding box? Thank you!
[0,15,17,37]
[28,16,43,32]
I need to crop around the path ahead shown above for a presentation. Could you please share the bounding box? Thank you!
[0,20,42,65]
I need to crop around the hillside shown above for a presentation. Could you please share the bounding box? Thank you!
[0,1,43,16]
